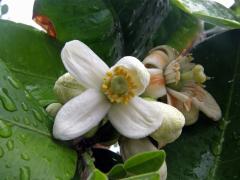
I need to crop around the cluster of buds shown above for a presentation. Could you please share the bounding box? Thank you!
[46,41,222,179]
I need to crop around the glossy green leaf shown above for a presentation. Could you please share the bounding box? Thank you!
[121,172,160,180]
[165,29,240,179]
[0,59,77,179]
[153,3,202,52]
[87,169,108,180]
[0,20,65,106]
[171,0,240,28]
[124,150,165,175]
[110,0,169,58]
[107,164,126,179]
[33,0,123,66]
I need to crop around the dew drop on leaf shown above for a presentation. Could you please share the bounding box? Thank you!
[21,102,28,111]
[0,88,17,112]
[0,146,4,158]
[32,109,43,122]
[19,166,30,180]
[23,118,30,125]
[21,153,30,161]
[0,119,12,138]
[7,76,21,89]
[6,139,14,151]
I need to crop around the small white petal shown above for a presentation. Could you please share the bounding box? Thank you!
[192,86,222,121]
[143,50,169,69]
[151,103,185,148]
[143,68,167,98]
[120,137,157,161]
[112,56,150,95]
[167,93,199,126]
[61,40,109,89]
[108,97,163,139]
[53,89,111,140]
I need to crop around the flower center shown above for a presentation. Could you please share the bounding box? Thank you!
[102,66,137,104]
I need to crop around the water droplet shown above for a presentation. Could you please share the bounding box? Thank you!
[0,88,17,112]
[0,119,12,138]
[13,116,20,122]
[32,109,43,122]
[0,146,4,158]
[33,121,38,128]
[23,118,30,125]
[24,91,32,100]
[18,134,27,144]
[7,76,21,89]
[20,166,30,180]
[6,139,14,151]
[21,102,28,111]
[21,153,30,161]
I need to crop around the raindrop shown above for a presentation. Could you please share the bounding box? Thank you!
[0,119,12,138]
[7,76,21,89]
[21,153,30,161]
[32,109,43,122]
[24,91,32,100]
[21,102,28,111]
[33,121,38,128]
[19,166,30,180]
[6,139,14,151]
[13,116,20,122]
[0,88,17,112]
[18,134,27,145]
[23,118,30,125]
[0,146,4,158]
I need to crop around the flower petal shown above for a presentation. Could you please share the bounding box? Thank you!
[112,56,150,95]
[143,68,167,98]
[108,97,162,139]
[167,93,199,126]
[53,89,111,140]
[191,86,222,121]
[61,40,109,89]
[150,103,185,148]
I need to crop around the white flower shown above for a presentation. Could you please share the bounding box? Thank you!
[143,46,222,125]
[53,40,167,140]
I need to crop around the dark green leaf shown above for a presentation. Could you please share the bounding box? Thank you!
[0,20,65,106]
[121,172,160,180]
[153,3,202,52]
[165,29,240,180]
[1,4,8,15]
[0,59,76,179]
[171,0,240,28]
[107,164,126,179]
[124,150,165,175]
[33,0,123,65]
[87,169,108,180]
[110,0,169,58]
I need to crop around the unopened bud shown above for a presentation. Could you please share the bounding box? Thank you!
[54,73,85,103]
[46,103,62,117]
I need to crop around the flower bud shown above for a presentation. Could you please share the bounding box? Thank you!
[150,103,185,148]
[54,73,85,104]
[46,103,62,117]
[120,137,167,180]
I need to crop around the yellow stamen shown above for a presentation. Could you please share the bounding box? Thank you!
[101,66,137,104]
